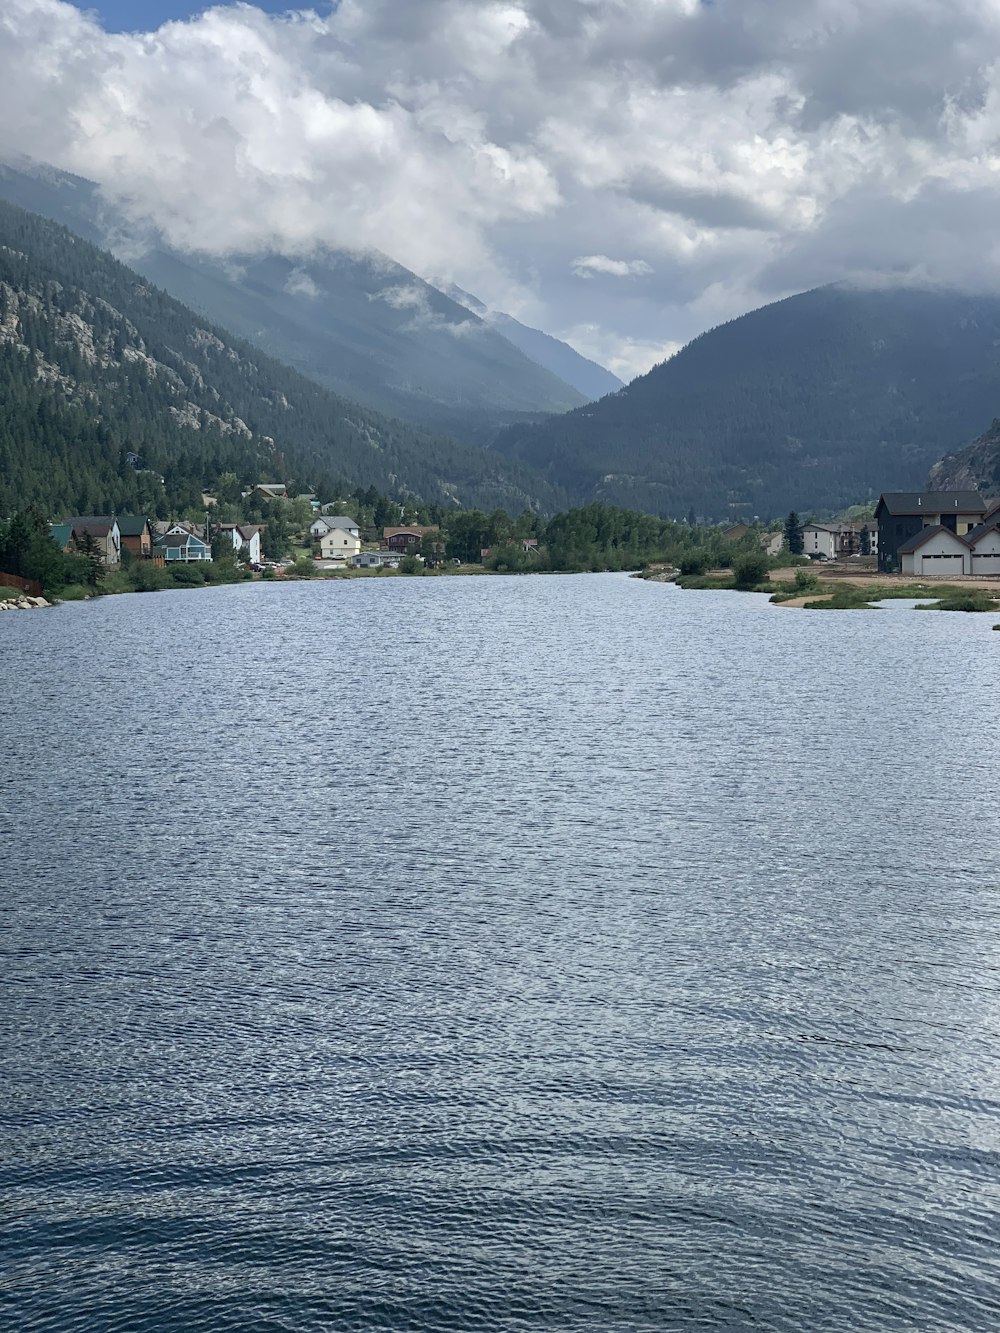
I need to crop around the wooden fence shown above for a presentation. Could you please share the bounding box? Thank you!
[0,571,42,597]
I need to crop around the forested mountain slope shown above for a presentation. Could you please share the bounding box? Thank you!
[493,285,1000,518]
[0,158,592,445]
[0,199,564,517]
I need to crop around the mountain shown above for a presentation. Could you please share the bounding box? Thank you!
[0,158,595,445]
[0,197,565,517]
[442,284,624,399]
[929,420,1000,500]
[492,285,1000,519]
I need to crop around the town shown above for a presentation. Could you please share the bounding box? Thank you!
[2,483,1000,607]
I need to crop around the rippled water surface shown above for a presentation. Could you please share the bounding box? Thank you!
[3,574,1000,1332]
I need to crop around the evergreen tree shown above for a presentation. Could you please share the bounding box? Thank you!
[784,511,804,555]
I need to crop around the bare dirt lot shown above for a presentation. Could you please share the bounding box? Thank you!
[767,565,1000,593]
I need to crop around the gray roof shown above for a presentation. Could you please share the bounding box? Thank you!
[964,519,1000,545]
[896,524,968,554]
[64,516,115,536]
[877,491,986,516]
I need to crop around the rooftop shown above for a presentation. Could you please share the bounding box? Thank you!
[877,491,986,516]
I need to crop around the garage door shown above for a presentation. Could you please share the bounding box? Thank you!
[921,554,965,574]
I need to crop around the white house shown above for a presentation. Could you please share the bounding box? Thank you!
[216,523,264,563]
[898,525,971,576]
[967,520,1000,575]
[310,514,360,539]
[237,525,263,564]
[318,523,362,562]
[802,523,838,560]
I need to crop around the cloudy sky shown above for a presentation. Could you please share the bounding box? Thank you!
[3,0,1000,379]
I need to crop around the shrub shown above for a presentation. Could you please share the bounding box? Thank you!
[917,591,999,613]
[794,567,820,593]
[170,563,207,586]
[398,555,421,574]
[679,552,709,576]
[129,563,170,593]
[287,556,317,578]
[733,552,770,589]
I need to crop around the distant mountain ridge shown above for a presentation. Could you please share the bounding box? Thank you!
[0,157,613,445]
[492,284,1000,518]
[0,196,565,516]
[441,284,623,400]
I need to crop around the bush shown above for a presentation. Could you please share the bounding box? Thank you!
[129,563,170,593]
[287,557,317,578]
[917,591,999,613]
[398,555,421,574]
[170,563,207,586]
[733,552,770,589]
[794,567,820,593]
[679,552,709,576]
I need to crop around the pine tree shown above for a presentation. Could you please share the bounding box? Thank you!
[784,511,804,555]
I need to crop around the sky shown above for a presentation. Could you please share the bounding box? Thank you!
[3,0,1000,379]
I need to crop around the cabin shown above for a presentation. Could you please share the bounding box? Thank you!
[876,491,987,572]
[383,525,434,552]
[64,517,121,564]
[255,483,288,501]
[117,516,153,558]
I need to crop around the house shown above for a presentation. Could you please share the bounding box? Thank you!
[117,516,153,558]
[153,530,212,562]
[295,493,321,511]
[215,523,264,564]
[255,482,288,501]
[49,522,76,553]
[383,525,435,552]
[237,525,264,564]
[760,531,784,557]
[64,517,121,564]
[898,525,972,577]
[966,517,1000,575]
[318,525,362,562]
[354,551,398,568]
[722,524,750,542]
[802,523,838,560]
[310,514,360,539]
[875,491,987,572]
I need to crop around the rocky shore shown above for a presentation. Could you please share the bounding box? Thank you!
[0,595,51,611]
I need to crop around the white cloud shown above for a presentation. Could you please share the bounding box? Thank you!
[284,267,319,298]
[4,0,1000,374]
[571,255,654,279]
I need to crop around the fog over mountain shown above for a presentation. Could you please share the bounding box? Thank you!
[5,0,1000,381]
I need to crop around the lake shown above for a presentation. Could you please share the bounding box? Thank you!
[3,574,1000,1332]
